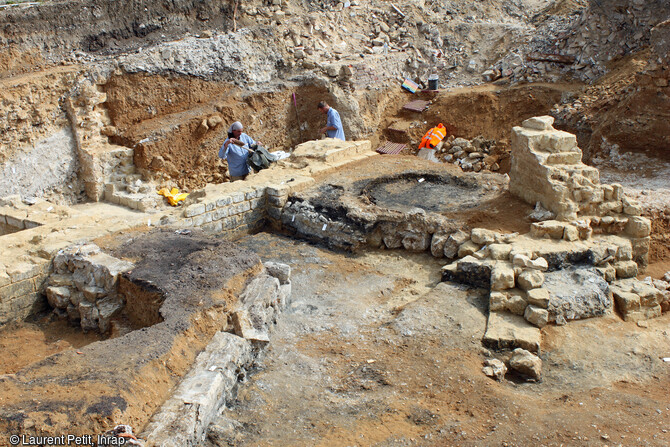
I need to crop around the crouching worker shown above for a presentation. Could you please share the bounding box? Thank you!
[218,121,262,181]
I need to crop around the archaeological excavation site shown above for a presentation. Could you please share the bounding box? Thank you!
[1,0,669,445]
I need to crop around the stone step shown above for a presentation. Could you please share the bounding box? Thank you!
[105,188,162,212]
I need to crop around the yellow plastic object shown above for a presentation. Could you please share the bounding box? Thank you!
[157,187,189,206]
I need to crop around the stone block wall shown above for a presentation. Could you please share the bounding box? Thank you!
[141,261,291,446]
[509,116,650,266]
[0,209,42,235]
[179,176,317,237]
[181,184,269,236]
[441,227,668,329]
[0,259,51,326]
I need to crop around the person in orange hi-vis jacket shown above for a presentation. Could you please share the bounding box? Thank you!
[418,123,447,149]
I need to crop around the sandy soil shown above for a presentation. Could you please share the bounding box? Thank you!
[207,232,670,447]
[0,317,102,375]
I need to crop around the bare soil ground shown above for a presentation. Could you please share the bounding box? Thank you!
[0,317,102,375]
[210,232,670,447]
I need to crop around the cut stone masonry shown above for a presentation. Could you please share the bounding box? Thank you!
[48,243,134,332]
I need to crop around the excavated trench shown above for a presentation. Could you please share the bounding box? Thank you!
[96,70,572,190]
[5,69,669,445]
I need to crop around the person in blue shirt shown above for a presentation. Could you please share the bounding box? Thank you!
[218,121,261,181]
[317,101,345,141]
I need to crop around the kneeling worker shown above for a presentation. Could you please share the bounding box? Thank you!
[218,121,261,181]
[317,101,345,141]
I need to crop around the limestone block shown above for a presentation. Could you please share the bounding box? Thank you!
[430,233,448,258]
[264,262,291,285]
[517,270,545,290]
[441,261,458,280]
[546,150,582,165]
[278,282,292,307]
[625,216,651,238]
[267,195,286,207]
[81,285,108,301]
[267,206,282,220]
[528,257,548,271]
[490,264,515,291]
[46,286,71,309]
[184,203,206,217]
[483,312,541,353]
[530,221,565,239]
[0,279,35,301]
[69,290,85,306]
[612,290,640,314]
[471,228,501,245]
[238,274,282,326]
[572,187,595,203]
[633,284,661,307]
[596,264,617,282]
[79,302,99,332]
[472,246,490,260]
[267,184,289,197]
[630,237,650,266]
[526,288,550,308]
[489,291,508,312]
[574,220,592,240]
[506,292,528,316]
[614,261,638,279]
[563,225,579,241]
[97,295,124,333]
[652,279,669,291]
[7,262,41,282]
[88,253,135,290]
[524,305,548,328]
[230,191,245,203]
[443,230,470,258]
[458,240,480,258]
[522,116,554,131]
[489,244,512,260]
[509,348,542,380]
[383,233,403,249]
[232,309,270,343]
[482,359,507,381]
[622,196,642,216]
[71,269,92,291]
[402,232,431,252]
[544,131,578,153]
[213,207,230,220]
[598,200,623,215]
[615,241,633,261]
[512,253,531,268]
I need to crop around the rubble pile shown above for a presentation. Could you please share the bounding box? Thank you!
[432,135,504,172]
[555,0,667,82]
[485,0,668,85]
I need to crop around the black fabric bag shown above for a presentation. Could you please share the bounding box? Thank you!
[247,144,273,171]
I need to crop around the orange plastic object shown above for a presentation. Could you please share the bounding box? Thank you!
[418,123,447,149]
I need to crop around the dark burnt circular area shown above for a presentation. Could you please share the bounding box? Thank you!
[361,172,486,213]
